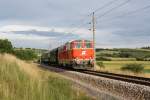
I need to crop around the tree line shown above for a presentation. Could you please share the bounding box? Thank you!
[0,39,37,60]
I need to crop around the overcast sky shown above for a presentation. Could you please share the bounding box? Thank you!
[0,0,150,49]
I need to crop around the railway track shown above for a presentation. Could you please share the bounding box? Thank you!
[41,64,150,99]
[73,69,150,87]
[40,64,150,87]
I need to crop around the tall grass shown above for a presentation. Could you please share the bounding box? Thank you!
[0,54,90,100]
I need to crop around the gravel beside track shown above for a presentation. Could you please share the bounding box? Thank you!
[40,64,150,100]
[74,69,150,86]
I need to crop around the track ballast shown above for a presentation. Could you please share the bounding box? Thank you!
[72,68,150,87]
[41,64,150,87]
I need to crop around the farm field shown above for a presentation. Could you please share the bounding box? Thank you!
[97,61,150,77]
[0,54,90,100]
[96,48,150,77]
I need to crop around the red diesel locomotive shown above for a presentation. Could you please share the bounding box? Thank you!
[41,40,94,69]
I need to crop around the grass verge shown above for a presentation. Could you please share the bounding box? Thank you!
[96,61,150,78]
[0,54,90,100]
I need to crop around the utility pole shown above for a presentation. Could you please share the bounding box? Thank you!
[92,12,96,69]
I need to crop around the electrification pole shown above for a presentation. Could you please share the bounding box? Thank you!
[92,12,96,69]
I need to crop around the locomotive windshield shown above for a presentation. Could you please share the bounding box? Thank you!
[85,42,91,48]
[76,42,82,48]
[71,40,93,49]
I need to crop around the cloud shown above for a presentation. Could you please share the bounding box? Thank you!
[0,0,150,48]
[0,24,90,49]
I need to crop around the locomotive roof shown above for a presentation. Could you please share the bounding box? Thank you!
[68,40,92,43]
[48,40,92,51]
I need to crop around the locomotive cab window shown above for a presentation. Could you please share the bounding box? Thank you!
[85,42,91,48]
[75,42,82,48]
[67,43,70,50]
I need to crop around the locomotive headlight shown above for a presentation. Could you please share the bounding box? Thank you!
[74,57,80,64]
[89,58,94,64]
[82,50,86,55]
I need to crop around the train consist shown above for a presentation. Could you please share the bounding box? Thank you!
[41,40,94,69]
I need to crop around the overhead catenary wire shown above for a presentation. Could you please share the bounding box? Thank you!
[96,0,131,20]
[48,0,150,50]
[96,4,150,25]
[111,5,150,18]
[62,0,132,42]
[67,0,121,34]
[60,0,132,41]
[63,0,131,47]
[66,0,150,50]
[89,0,119,15]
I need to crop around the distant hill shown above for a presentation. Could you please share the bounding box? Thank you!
[141,46,150,49]
[96,48,150,61]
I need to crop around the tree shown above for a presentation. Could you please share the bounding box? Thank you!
[121,63,144,73]
[97,62,105,68]
[0,39,13,53]
[119,52,131,58]
[14,49,38,60]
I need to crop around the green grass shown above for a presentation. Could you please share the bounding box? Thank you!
[96,48,150,61]
[121,63,144,73]
[104,57,136,61]
[144,69,150,73]
[97,61,150,73]
[96,48,150,77]
[0,54,90,100]
[96,50,119,55]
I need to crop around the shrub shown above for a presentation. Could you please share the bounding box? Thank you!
[136,57,145,61]
[97,62,105,68]
[121,63,144,73]
[14,49,38,61]
[119,52,131,58]
[96,56,111,61]
[109,57,136,61]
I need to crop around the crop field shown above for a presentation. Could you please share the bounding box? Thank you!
[103,57,136,61]
[101,61,150,70]
[0,54,90,100]
[96,61,150,77]
[96,48,150,77]
[96,48,150,58]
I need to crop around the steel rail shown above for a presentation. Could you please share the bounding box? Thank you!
[74,69,150,87]
[40,63,150,87]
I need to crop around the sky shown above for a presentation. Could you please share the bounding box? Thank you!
[0,0,150,49]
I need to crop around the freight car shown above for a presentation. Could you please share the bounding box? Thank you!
[41,40,94,69]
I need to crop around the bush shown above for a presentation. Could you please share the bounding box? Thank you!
[136,57,145,61]
[0,39,13,53]
[121,63,144,73]
[97,62,105,68]
[119,52,131,58]
[109,57,136,61]
[96,56,111,61]
[14,49,38,61]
